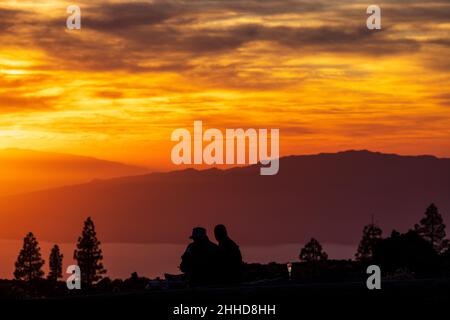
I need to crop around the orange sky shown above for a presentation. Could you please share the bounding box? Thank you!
[0,0,449,169]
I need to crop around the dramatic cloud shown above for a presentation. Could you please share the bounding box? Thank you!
[0,8,22,30]
[0,0,449,165]
[3,0,446,72]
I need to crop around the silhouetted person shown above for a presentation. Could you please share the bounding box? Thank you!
[180,227,219,286]
[214,224,243,284]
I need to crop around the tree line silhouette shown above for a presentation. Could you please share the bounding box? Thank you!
[298,203,450,262]
[13,217,106,288]
[296,203,450,278]
[7,203,450,296]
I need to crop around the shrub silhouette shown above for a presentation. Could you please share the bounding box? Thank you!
[373,230,439,275]
[299,238,328,262]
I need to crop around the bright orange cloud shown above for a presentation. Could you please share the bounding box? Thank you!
[0,0,449,168]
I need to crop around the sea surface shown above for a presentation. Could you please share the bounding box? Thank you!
[0,240,354,280]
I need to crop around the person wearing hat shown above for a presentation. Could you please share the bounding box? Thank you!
[180,227,219,286]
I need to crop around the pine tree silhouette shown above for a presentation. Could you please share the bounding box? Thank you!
[299,238,328,262]
[14,232,45,281]
[48,244,64,282]
[414,203,449,254]
[355,216,383,262]
[74,217,106,287]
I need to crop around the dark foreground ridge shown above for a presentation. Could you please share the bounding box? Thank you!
[8,278,450,317]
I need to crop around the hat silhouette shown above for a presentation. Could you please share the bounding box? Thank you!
[190,227,207,240]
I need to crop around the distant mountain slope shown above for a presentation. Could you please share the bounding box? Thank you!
[0,148,148,196]
[0,150,449,246]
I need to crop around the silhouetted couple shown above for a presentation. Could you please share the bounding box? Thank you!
[180,225,243,286]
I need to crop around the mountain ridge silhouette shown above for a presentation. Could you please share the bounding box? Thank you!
[0,148,148,196]
[1,150,449,246]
